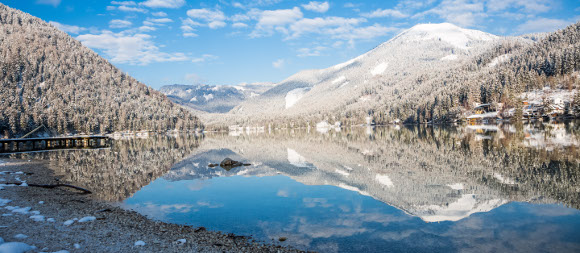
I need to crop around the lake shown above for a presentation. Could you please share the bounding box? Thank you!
[6,122,580,252]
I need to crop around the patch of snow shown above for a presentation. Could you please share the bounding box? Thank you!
[2,214,13,217]
[38,201,44,204]
[493,173,517,185]
[29,215,45,222]
[176,239,186,244]
[63,220,75,226]
[331,76,346,84]
[11,207,31,215]
[203,94,214,101]
[0,199,11,206]
[370,62,388,76]
[287,148,308,167]
[0,242,34,253]
[397,23,497,50]
[337,183,370,196]
[447,183,464,190]
[488,54,510,67]
[334,169,349,177]
[78,216,96,223]
[51,250,70,253]
[46,218,55,222]
[74,244,81,249]
[440,54,458,61]
[285,87,310,109]
[14,234,28,239]
[249,92,260,97]
[189,97,197,102]
[375,174,394,188]
[134,241,146,246]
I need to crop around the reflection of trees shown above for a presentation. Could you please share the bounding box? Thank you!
[189,123,580,218]
[12,135,201,201]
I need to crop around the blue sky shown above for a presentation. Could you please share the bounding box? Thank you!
[4,0,580,89]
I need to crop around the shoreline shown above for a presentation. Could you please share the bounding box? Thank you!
[0,159,303,252]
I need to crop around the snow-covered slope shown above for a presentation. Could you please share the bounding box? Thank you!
[230,23,500,123]
[160,82,275,113]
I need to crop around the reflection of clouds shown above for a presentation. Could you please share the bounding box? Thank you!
[121,202,196,220]
[186,180,208,191]
[277,189,289,197]
[303,198,332,208]
[526,204,578,217]
[196,200,223,208]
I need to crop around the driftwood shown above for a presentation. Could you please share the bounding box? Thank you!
[5,182,92,194]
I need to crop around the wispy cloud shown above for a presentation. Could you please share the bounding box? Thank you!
[191,54,218,63]
[516,18,572,33]
[77,31,188,65]
[362,8,408,18]
[36,0,61,7]
[186,8,227,29]
[109,19,132,28]
[272,59,285,68]
[302,1,330,13]
[140,0,185,8]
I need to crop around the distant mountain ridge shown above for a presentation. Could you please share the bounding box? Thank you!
[0,3,202,137]
[159,82,275,113]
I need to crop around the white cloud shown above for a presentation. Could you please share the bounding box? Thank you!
[111,1,136,5]
[415,0,486,27]
[301,1,330,13]
[232,22,249,28]
[141,0,185,8]
[362,8,408,18]
[118,5,148,13]
[36,0,61,7]
[231,14,250,22]
[49,21,86,34]
[191,54,218,63]
[109,19,132,28]
[152,11,167,17]
[486,0,551,13]
[516,18,572,33]
[297,46,328,57]
[76,31,189,65]
[272,59,285,68]
[147,18,173,23]
[183,32,198,37]
[208,21,227,29]
[258,7,303,27]
[186,8,226,22]
[287,17,364,39]
[332,24,398,40]
[138,25,156,32]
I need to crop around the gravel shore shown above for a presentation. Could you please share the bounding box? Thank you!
[0,159,304,253]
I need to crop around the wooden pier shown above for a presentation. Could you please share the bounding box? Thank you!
[0,136,111,154]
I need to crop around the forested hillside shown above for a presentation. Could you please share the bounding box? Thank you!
[0,3,202,138]
[224,22,579,128]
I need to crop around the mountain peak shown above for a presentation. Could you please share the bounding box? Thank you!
[394,22,498,49]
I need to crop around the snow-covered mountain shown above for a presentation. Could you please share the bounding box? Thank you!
[159,82,275,113]
[229,23,500,124]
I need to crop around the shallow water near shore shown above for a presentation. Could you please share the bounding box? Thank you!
[5,122,580,252]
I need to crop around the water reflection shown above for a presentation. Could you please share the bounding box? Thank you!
[4,123,580,252]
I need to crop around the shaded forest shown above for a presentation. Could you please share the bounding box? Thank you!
[0,4,203,138]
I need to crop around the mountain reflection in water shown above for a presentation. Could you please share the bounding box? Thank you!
[6,123,580,252]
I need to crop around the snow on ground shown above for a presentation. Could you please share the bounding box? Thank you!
[287,148,308,168]
[134,241,146,246]
[0,242,35,253]
[29,215,45,222]
[519,87,576,105]
[337,183,370,196]
[78,216,96,223]
[370,62,388,76]
[331,76,346,84]
[14,234,28,239]
[440,54,458,61]
[334,169,350,177]
[398,23,497,50]
[447,183,464,190]
[375,174,394,188]
[176,239,186,244]
[488,54,511,67]
[63,220,75,226]
[0,198,11,206]
[285,87,310,109]
[203,94,214,101]
[493,173,517,185]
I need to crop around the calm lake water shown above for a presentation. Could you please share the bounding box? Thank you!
[5,123,580,252]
